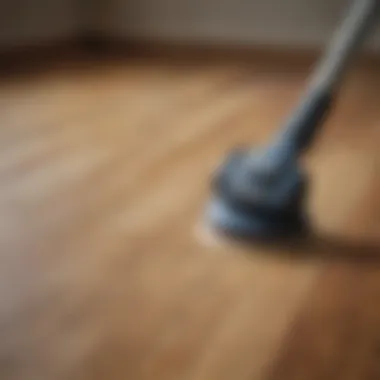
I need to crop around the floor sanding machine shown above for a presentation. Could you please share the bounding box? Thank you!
[206,0,380,240]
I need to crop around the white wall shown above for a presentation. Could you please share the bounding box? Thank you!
[102,0,380,50]
[0,0,80,48]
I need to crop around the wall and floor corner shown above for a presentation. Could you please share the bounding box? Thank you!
[0,0,80,48]
[0,0,105,49]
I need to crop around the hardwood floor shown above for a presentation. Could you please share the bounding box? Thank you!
[0,48,380,380]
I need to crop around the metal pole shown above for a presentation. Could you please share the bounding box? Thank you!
[271,0,380,158]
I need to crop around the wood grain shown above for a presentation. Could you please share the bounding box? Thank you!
[0,50,380,380]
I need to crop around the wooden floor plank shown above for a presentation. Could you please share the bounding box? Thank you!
[0,50,379,380]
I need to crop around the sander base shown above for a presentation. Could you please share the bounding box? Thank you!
[206,147,309,240]
[206,196,309,241]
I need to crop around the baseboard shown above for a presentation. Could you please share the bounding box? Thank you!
[1,35,380,78]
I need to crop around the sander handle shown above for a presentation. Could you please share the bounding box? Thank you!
[274,0,380,156]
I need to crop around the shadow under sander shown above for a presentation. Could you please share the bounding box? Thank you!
[206,0,380,241]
